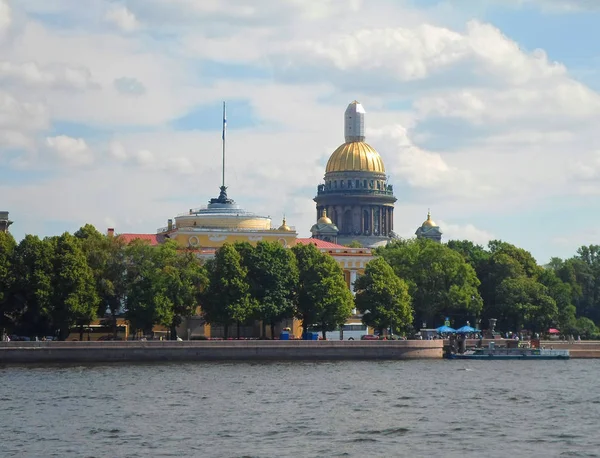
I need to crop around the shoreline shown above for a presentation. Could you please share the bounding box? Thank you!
[0,340,443,364]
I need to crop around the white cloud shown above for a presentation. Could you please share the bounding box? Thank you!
[368,124,494,199]
[281,20,565,87]
[0,91,48,131]
[439,221,495,245]
[108,141,128,161]
[2,0,600,265]
[0,61,97,90]
[134,149,154,167]
[105,5,139,32]
[46,135,94,165]
[0,0,10,36]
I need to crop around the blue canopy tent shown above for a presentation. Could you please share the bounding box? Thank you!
[455,325,476,333]
[436,325,456,333]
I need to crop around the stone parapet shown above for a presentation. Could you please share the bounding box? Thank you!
[0,340,443,364]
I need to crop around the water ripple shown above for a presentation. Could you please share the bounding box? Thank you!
[0,360,599,457]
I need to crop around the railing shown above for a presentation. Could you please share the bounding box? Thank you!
[316,187,395,197]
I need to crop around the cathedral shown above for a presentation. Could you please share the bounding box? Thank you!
[312,101,398,248]
[311,101,442,247]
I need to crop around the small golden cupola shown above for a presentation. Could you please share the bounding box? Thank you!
[422,210,436,228]
[278,216,292,231]
[317,209,333,225]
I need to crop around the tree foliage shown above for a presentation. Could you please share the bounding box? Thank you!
[292,242,354,338]
[49,233,100,340]
[354,257,412,335]
[376,239,482,329]
[0,232,17,330]
[235,241,298,338]
[202,243,254,339]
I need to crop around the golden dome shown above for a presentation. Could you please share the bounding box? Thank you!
[422,211,436,227]
[278,217,292,231]
[325,141,385,174]
[317,209,333,225]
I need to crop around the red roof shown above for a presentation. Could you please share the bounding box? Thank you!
[117,234,161,246]
[295,238,349,249]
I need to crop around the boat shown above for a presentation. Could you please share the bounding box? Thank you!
[446,344,570,360]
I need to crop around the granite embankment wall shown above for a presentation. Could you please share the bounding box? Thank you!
[538,341,600,359]
[0,340,443,364]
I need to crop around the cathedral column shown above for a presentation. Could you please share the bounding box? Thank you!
[350,270,357,295]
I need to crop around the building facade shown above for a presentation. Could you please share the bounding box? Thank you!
[314,101,397,248]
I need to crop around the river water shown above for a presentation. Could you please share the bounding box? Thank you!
[1,360,599,457]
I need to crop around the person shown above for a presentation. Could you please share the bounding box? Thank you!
[578,335,581,342]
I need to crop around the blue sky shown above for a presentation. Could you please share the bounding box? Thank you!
[1,0,600,264]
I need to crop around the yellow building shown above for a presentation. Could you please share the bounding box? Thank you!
[156,185,297,249]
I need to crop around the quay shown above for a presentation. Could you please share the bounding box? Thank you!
[0,339,443,364]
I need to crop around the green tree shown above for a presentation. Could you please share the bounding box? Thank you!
[376,239,482,329]
[538,268,577,335]
[235,241,298,339]
[488,240,542,278]
[203,244,254,339]
[75,225,129,338]
[125,240,160,336]
[495,277,557,333]
[10,235,55,338]
[154,243,207,340]
[292,243,353,339]
[574,316,599,339]
[573,245,600,322]
[447,240,490,272]
[354,257,412,336]
[0,232,17,333]
[50,233,100,340]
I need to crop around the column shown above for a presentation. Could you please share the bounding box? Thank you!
[350,270,358,314]
[350,270,357,294]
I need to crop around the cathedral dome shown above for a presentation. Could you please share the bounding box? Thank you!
[325,141,385,174]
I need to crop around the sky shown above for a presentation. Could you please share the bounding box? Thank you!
[2,0,600,264]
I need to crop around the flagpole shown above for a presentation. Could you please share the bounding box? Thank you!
[222,101,226,189]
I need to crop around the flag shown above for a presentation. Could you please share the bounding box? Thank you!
[222,101,227,141]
